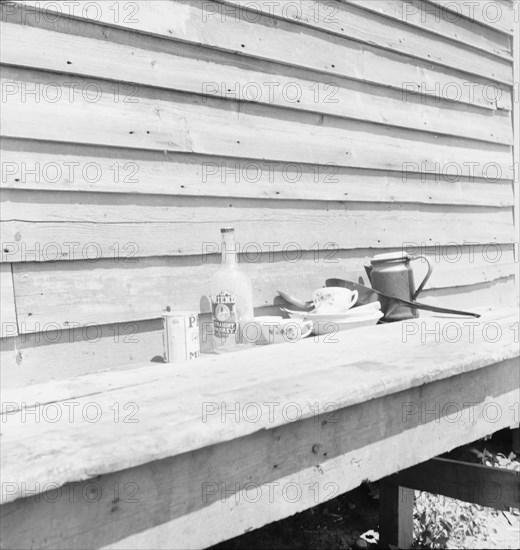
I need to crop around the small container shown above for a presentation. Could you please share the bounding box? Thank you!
[162,309,200,363]
[365,252,432,321]
[210,227,254,353]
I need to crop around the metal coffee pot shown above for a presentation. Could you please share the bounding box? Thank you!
[365,252,433,321]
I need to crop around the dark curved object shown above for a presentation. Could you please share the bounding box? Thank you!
[412,255,433,300]
[325,278,481,319]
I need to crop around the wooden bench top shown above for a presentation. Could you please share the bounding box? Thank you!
[1,307,518,505]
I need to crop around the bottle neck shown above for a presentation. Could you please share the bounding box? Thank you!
[221,231,238,265]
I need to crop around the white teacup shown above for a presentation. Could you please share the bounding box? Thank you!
[252,316,313,345]
[312,287,358,314]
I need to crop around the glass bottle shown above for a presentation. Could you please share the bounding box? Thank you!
[210,227,254,352]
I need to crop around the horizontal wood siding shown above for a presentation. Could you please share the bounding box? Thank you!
[343,0,513,58]
[0,264,17,337]
[0,0,517,384]
[425,0,517,35]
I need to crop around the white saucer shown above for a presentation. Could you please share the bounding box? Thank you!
[285,301,381,321]
[312,310,384,336]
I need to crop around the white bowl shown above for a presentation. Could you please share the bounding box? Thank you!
[285,301,381,321]
[306,302,381,321]
[312,311,384,336]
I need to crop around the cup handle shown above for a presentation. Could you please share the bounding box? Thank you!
[301,321,313,338]
[349,290,359,307]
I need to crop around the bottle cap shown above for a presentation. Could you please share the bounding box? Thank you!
[221,227,235,233]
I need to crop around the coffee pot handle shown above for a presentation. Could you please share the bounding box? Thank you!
[411,255,433,300]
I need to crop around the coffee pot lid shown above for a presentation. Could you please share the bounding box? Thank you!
[371,251,411,264]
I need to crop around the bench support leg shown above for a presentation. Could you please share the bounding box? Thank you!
[379,456,520,548]
[379,481,414,549]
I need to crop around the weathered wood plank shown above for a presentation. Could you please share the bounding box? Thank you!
[3,190,516,229]
[0,263,17,337]
[1,69,513,181]
[4,0,512,110]
[0,312,518,548]
[1,359,517,549]
[425,0,517,35]
[420,277,518,311]
[1,191,515,262]
[387,457,520,511]
[342,0,513,58]
[1,311,518,490]
[8,246,517,330]
[0,143,514,206]
[220,0,513,83]
[0,20,513,144]
[379,482,414,549]
[0,318,165,389]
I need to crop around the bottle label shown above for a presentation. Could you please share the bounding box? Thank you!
[212,291,237,336]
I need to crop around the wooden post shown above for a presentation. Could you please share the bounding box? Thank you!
[380,455,520,549]
[513,427,520,454]
[387,457,520,510]
[379,481,414,549]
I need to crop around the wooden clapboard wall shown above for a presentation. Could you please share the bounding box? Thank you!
[0,0,518,385]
